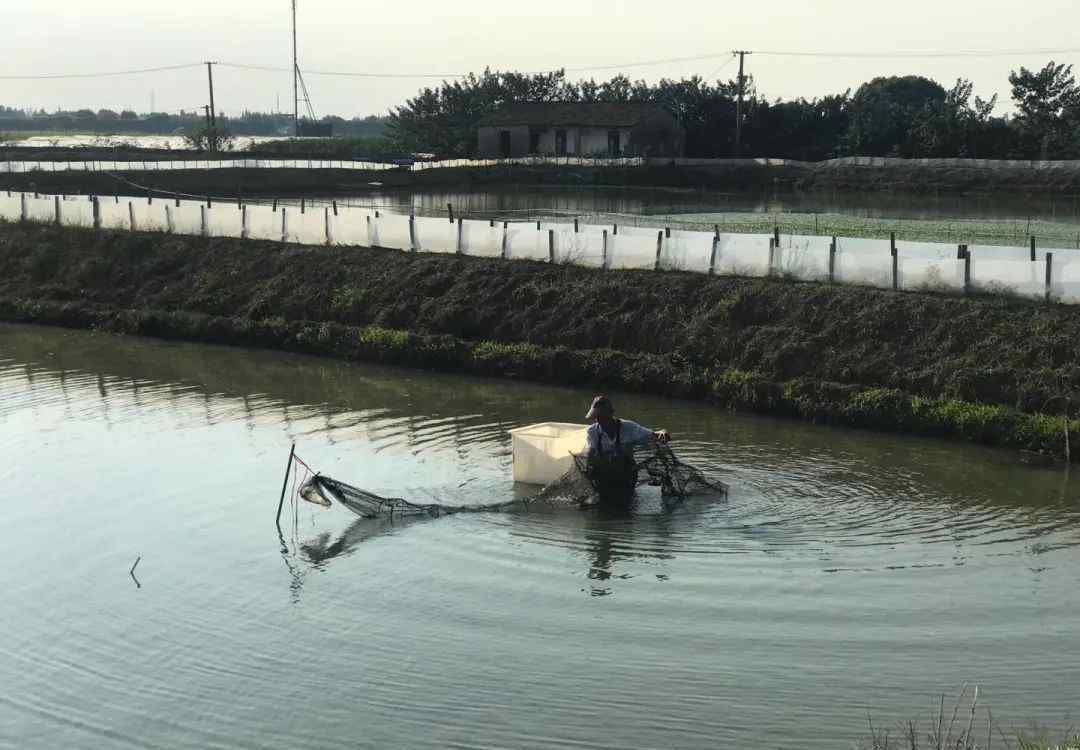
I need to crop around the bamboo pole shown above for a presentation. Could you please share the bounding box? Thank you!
[276,444,296,526]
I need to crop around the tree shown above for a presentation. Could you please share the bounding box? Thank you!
[386,68,576,156]
[843,76,947,156]
[183,126,234,152]
[1009,61,1080,158]
[908,78,998,157]
[120,110,139,121]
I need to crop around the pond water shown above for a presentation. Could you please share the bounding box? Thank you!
[2,323,1079,749]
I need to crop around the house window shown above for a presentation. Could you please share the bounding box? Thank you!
[608,130,621,157]
[529,130,541,154]
[499,130,512,158]
[555,129,568,156]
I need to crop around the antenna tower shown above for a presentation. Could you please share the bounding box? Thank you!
[292,0,317,136]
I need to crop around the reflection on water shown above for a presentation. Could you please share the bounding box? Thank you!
[3,322,1080,750]
[291,187,1080,224]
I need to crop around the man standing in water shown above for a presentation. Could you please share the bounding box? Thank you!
[584,395,670,498]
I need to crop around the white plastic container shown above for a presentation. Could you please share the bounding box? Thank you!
[509,422,588,485]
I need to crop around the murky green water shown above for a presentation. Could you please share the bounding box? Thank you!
[2,323,1079,749]
[339,187,1080,224]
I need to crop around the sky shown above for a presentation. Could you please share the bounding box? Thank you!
[4,0,1080,119]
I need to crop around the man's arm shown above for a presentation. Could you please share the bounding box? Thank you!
[622,420,671,447]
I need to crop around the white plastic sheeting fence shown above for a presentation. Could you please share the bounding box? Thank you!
[4,191,1080,304]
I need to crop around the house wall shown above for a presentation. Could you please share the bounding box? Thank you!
[478,125,531,158]
[479,119,681,157]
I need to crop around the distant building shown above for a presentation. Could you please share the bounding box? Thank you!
[476,102,684,159]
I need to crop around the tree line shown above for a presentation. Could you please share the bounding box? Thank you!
[0,106,389,139]
[385,62,1080,161]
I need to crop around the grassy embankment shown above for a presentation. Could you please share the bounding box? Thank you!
[2,221,1079,458]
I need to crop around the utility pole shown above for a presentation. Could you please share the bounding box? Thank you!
[733,50,751,158]
[205,60,218,153]
[205,61,217,129]
[292,0,300,137]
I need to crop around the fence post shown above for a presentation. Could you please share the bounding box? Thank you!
[200,205,208,237]
[240,206,248,240]
[206,196,212,209]
[501,221,509,259]
[174,194,180,207]
[548,229,555,263]
[165,204,174,234]
[54,195,61,226]
[447,203,454,224]
[300,197,305,215]
[963,245,971,293]
[891,232,898,290]
[19,193,26,222]
[829,237,837,282]
[774,225,780,247]
[456,218,464,254]
[709,236,719,275]
[332,200,338,216]
[768,238,776,277]
[408,215,417,251]
[324,207,332,245]
[1030,236,1037,262]
[148,192,153,205]
[654,230,664,271]
[1046,252,1054,302]
[128,201,136,231]
[272,198,278,212]
[665,226,671,239]
[280,207,288,242]
[92,196,101,230]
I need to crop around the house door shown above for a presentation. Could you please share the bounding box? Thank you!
[555,129,567,156]
[499,130,512,158]
[608,130,621,157]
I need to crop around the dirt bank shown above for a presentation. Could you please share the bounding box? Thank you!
[1,221,1077,457]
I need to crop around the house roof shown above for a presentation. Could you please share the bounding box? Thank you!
[476,102,668,128]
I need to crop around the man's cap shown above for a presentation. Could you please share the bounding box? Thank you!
[586,395,615,420]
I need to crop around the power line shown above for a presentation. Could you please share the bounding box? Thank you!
[217,61,466,79]
[754,47,1080,60]
[704,55,737,81]
[6,45,1080,84]
[0,63,203,80]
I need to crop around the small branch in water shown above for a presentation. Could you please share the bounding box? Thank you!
[130,556,141,589]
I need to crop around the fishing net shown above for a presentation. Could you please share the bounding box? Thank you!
[298,444,727,518]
